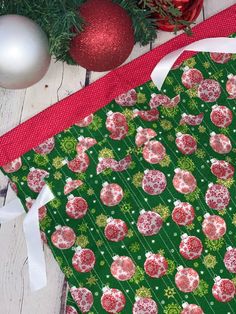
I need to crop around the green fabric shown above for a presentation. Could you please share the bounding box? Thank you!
[2,49,236,314]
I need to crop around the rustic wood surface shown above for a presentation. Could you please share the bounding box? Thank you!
[0,1,234,313]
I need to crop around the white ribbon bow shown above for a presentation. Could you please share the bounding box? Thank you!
[0,184,54,291]
[151,37,236,90]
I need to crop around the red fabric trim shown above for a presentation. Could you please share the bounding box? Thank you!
[0,4,236,166]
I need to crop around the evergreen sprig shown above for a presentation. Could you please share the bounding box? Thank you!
[0,0,191,64]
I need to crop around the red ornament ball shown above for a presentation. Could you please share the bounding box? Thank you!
[154,0,203,32]
[69,0,135,71]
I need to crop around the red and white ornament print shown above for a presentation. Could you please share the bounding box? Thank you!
[137,210,163,236]
[100,182,123,206]
[135,127,157,147]
[172,201,195,226]
[210,105,233,128]
[70,286,94,313]
[76,136,97,154]
[106,111,128,140]
[226,74,236,99]
[210,159,234,180]
[115,89,137,106]
[149,93,180,109]
[212,277,236,302]
[66,305,78,314]
[33,137,55,155]
[181,303,203,314]
[175,266,200,293]
[101,287,126,313]
[64,178,83,195]
[72,247,96,273]
[110,256,136,281]
[198,79,221,102]
[25,197,47,221]
[173,168,197,195]
[133,297,158,314]
[202,214,226,240]
[176,133,197,155]
[205,183,230,210]
[133,108,159,122]
[67,153,90,173]
[210,52,232,64]
[143,140,166,164]
[104,218,128,242]
[142,170,167,195]
[2,157,22,173]
[179,234,203,260]
[97,155,132,174]
[75,114,94,127]
[210,132,232,154]
[181,67,203,89]
[51,225,76,249]
[27,167,49,193]
[66,195,88,219]
[144,253,168,278]
[180,113,204,126]
[224,247,236,273]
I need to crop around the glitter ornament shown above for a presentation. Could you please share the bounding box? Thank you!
[202,214,226,240]
[172,201,195,226]
[133,108,159,122]
[179,234,203,260]
[180,113,204,126]
[67,153,90,173]
[64,178,83,195]
[198,79,221,102]
[75,114,94,127]
[106,111,128,140]
[135,127,157,147]
[2,157,22,173]
[143,140,166,164]
[149,93,180,108]
[142,169,167,195]
[210,53,232,64]
[144,252,168,278]
[69,0,134,71]
[101,287,126,313]
[205,183,230,210]
[51,225,76,250]
[224,247,236,273]
[104,218,128,242]
[181,303,203,314]
[209,132,232,154]
[33,137,55,155]
[66,195,88,219]
[212,277,236,302]
[110,255,136,281]
[70,286,94,313]
[72,247,96,273]
[226,74,236,99]
[210,105,233,128]
[100,182,123,206]
[66,305,78,314]
[175,266,199,293]
[181,67,203,89]
[115,89,137,106]
[132,297,158,314]
[27,167,49,193]
[176,133,197,155]
[137,210,163,236]
[210,159,234,180]
[173,168,197,195]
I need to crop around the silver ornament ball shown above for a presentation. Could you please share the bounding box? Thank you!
[0,15,51,89]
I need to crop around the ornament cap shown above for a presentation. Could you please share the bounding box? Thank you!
[182,113,187,118]
[133,109,139,113]
[103,182,109,187]
[210,132,216,136]
[145,252,152,258]
[151,93,157,98]
[176,132,182,138]
[183,66,190,72]
[30,167,36,171]
[98,157,104,162]
[212,104,218,109]
[67,194,74,201]
[177,265,184,271]
[228,74,234,79]
[107,217,113,223]
[25,197,32,202]
[66,177,72,183]
[210,158,216,164]
[182,302,189,309]
[208,182,214,188]
[102,286,110,293]
[77,136,84,141]
[113,255,119,260]
[55,225,62,230]
[107,111,113,117]
[174,200,181,206]
[137,126,143,132]
[227,246,233,251]
[144,169,149,174]
[214,276,221,282]
[62,159,68,165]
[174,168,181,174]
[181,233,188,240]
[70,286,77,291]
[204,213,210,218]
[140,209,146,214]
[75,246,82,252]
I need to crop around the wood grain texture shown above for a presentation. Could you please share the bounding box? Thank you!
[0,1,232,313]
